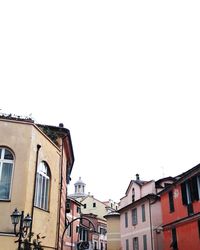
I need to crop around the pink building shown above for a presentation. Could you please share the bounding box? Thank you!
[119,174,174,250]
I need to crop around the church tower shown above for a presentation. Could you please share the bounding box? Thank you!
[70,177,86,198]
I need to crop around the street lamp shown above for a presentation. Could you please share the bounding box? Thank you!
[10,208,32,250]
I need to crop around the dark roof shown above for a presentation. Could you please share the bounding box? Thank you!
[159,163,200,195]
[0,113,34,123]
[37,123,74,168]
[118,193,158,213]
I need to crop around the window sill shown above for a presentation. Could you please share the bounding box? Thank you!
[34,205,50,213]
[0,199,11,202]
[0,232,15,237]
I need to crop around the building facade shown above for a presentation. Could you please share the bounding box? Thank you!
[160,164,200,250]
[63,198,82,250]
[0,115,74,250]
[119,174,174,250]
[104,212,121,250]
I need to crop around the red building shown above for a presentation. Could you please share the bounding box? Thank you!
[63,198,82,250]
[160,164,200,250]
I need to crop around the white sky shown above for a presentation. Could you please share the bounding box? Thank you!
[1,1,200,202]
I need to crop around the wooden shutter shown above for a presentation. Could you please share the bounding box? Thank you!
[191,176,199,201]
[181,182,187,205]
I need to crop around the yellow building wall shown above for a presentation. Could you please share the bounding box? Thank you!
[81,196,108,220]
[0,119,61,250]
[106,215,121,250]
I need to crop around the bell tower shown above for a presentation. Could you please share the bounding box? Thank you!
[74,177,86,197]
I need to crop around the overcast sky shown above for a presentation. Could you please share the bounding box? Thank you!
[1,1,200,202]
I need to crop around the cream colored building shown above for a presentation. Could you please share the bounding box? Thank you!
[0,115,74,250]
[104,212,121,250]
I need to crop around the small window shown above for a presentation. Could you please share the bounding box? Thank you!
[93,202,96,207]
[77,206,81,213]
[168,190,175,213]
[84,204,87,209]
[67,223,72,237]
[133,237,139,250]
[170,228,178,250]
[132,208,137,225]
[125,212,128,228]
[34,161,51,210]
[142,204,146,222]
[94,241,97,250]
[125,239,129,250]
[132,188,135,202]
[0,147,14,200]
[143,235,147,250]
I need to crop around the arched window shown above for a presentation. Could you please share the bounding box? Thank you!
[34,161,50,210]
[0,147,14,200]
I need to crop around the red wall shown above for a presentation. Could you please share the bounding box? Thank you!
[161,183,200,250]
[163,220,200,250]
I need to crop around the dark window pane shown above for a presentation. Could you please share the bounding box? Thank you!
[126,239,129,250]
[125,212,128,228]
[0,163,12,199]
[142,204,146,222]
[171,228,178,250]
[143,235,147,250]
[132,208,137,225]
[181,182,187,205]
[4,149,13,160]
[133,237,139,250]
[168,191,175,212]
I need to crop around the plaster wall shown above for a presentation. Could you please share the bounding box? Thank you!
[81,196,108,220]
[106,215,121,250]
[0,119,61,249]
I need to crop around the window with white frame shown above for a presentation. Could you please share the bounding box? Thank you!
[34,161,50,210]
[0,147,14,200]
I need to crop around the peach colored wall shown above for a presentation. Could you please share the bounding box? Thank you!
[0,119,61,250]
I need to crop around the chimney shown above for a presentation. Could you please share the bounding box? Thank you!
[59,123,64,128]
[136,174,140,181]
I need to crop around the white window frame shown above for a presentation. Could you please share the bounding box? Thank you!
[0,147,14,200]
[34,161,50,210]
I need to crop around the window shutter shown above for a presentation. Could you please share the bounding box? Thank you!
[191,176,199,201]
[181,182,187,205]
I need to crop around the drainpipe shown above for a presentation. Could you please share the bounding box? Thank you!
[56,135,66,249]
[29,144,41,242]
[148,198,154,250]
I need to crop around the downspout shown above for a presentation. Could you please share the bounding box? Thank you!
[148,198,154,250]
[56,136,66,249]
[29,144,41,242]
